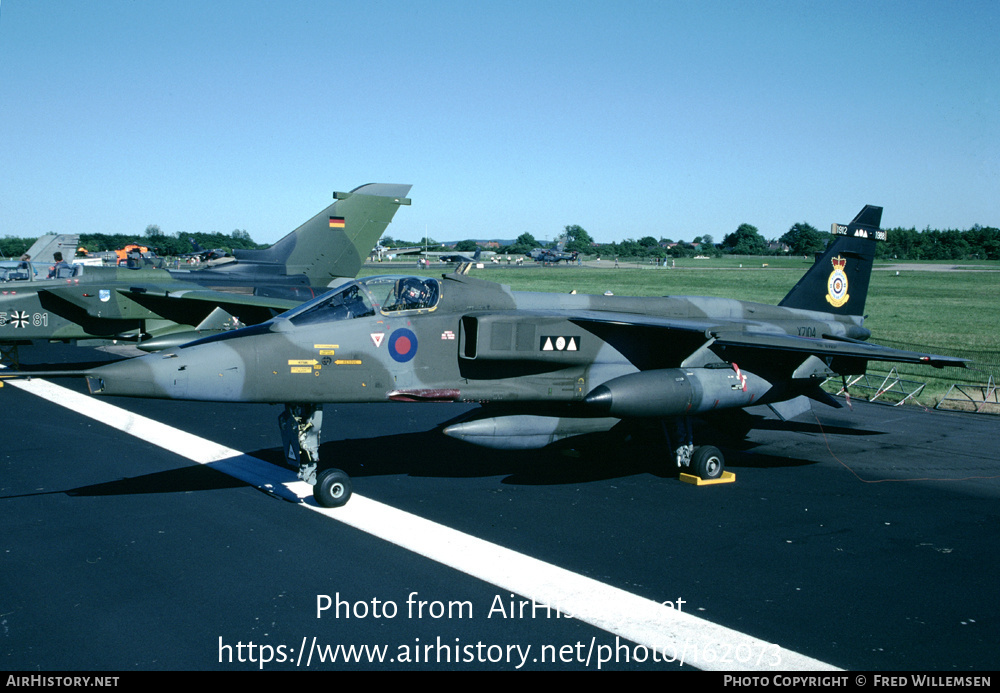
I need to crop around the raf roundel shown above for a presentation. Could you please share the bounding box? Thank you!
[388,328,418,363]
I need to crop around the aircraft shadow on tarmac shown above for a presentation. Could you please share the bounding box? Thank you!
[0,465,247,501]
[64,465,248,497]
[748,416,885,438]
[3,413,887,501]
[250,420,838,486]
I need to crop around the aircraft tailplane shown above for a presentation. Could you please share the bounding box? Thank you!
[24,234,81,264]
[778,204,884,317]
[233,183,412,285]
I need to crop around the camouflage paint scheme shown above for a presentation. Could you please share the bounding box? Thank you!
[0,184,411,354]
[82,206,965,507]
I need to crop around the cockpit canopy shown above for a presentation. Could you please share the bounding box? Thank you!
[285,275,441,327]
[0,261,83,282]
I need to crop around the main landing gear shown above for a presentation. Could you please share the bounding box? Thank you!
[663,419,726,481]
[280,403,354,507]
[690,445,725,480]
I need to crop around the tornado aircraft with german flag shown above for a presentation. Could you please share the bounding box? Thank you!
[0,184,411,365]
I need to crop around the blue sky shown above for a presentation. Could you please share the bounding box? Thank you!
[1,1,996,245]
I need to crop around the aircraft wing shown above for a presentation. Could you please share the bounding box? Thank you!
[116,287,301,326]
[709,331,967,369]
[553,311,967,375]
[38,284,300,329]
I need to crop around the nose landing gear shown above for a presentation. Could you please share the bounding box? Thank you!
[280,403,354,507]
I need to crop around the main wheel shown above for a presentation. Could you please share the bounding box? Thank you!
[314,468,353,508]
[691,446,724,480]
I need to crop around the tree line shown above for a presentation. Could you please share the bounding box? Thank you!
[735,222,1000,261]
[390,222,1000,261]
[768,222,1000,261]
[4,221,998,262]
[0,227,265,259]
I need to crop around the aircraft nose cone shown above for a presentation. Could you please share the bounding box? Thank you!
[86,355,167,398]
[87,342,248,401]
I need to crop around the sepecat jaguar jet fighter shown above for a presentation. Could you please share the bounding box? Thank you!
[79,205,965,507]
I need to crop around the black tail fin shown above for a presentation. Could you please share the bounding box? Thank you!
[778,205,884,316]
[232,183,411,285]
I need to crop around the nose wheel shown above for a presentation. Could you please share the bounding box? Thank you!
[314,468,353,508]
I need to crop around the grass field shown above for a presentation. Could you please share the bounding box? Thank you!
[363,258,1000,407]
[370,258,998,348]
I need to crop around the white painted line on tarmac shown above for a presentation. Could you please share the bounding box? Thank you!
[10,376,840,671]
